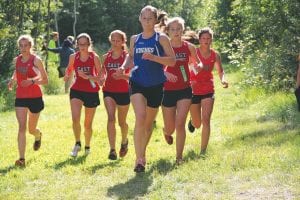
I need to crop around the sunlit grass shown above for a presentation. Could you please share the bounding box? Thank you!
[0,71,299,199]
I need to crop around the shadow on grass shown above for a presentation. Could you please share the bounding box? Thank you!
[0,158,35,175]
[88,160,121,174]
[53,154,88,170]
[184,149,209,162]
[107,171,153,199]
[184,149,200,160]
[106,158,175,199]
[226,104,300,147]
[227,125,300,147]
[0,165,18,175]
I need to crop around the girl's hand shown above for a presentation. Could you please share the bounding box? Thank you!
[7,79,14,91]
[64,74,70,82]
[77,70,89,79]
[98,74,106,86]
[142,53,155,61]
[164,71,177,82]
[112,71,123,80]
[115,67,125,77]
[222,80,229,88]
[20,79,34,87]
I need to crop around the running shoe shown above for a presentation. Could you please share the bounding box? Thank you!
[152,120,157,129]
[84,147,90,155]
[15,158,25,167]
[188,119,195,133]
[134,158,145,173]
[119,140,128,158]
[70,144,81,157]
[33,132,42,151]
[108,149,117,160]
[134,164,145,173]
[200,149,206,156]
[176,158,184,165]
[164,134,173,145]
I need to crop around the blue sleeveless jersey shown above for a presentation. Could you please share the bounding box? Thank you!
[131,32,166,87]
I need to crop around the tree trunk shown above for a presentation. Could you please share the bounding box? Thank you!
[34,0,42,47]
[45,0,51,71]
[18,3,24,33]
[54,0,60,46]
[73,0,77,38]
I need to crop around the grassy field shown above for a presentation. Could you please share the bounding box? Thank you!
[0,72,299,199]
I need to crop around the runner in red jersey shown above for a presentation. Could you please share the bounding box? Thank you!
[7,35,48,167]
[187,27,228,156]
[162,17,203,164]
[101,30,130,160]
[64,33,101,157]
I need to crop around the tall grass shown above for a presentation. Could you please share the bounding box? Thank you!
[0,71,299,199]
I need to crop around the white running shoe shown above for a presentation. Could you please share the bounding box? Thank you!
[70,144,81,157]
[84,148,90,155]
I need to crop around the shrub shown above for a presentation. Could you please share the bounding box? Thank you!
[214,0,300,91]
[241,47,297,91]
[43,62,64,95]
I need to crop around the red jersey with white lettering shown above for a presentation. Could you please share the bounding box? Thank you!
[164,41,191,90]
[71,52,100,92]
[102,50,129,93]
[190,48,216,95]
[15,54,42,98]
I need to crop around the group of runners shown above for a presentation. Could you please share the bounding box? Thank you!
[8,5,229,172]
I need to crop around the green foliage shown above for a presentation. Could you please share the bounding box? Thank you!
[0,78,15,111]
[0,8,18,76]
[241,47,297,91]
[57,0,145,44]
[0,38,16,76]
[57,0,205,46]
[149,0,203,30]
[0,0,59,77]
[213,0,300,91]
[1,0,299,94]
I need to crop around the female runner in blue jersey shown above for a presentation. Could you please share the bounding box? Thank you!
[118,5,176,172]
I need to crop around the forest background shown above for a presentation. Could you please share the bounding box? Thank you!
[0,0,299,110]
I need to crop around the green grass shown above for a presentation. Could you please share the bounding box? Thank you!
[0,71,299,199]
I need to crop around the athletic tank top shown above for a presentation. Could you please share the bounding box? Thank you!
[15,54,42,98]
[164,41,191,90]
[131,32,166,87]
[102,50,129,93]
[190,48,216,95]
[71,52,100,92]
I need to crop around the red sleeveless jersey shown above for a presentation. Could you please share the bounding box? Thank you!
[71,52,100,92]
[164,41,191,90]
[15,54,42,98]
[102,50,129,93]
[190,48,216,95]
